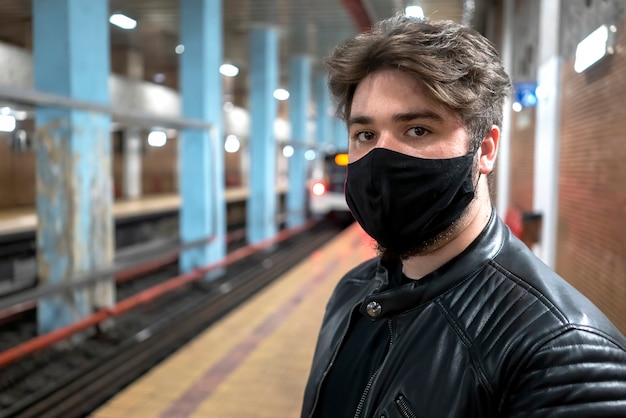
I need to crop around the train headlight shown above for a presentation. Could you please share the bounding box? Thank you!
[312,182,326,196]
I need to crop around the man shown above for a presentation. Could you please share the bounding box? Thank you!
[301,15,626,418]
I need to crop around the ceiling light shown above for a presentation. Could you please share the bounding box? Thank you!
[304,149,316,161]
[282,145,294,158]
[0,115,16,132]
[405,5,424,18]
[220,63,239,77]
[273,88,290,101]
[175,44,185,54]
[109,13,137,30]
[224,135,241,153]
[148,131,167,147]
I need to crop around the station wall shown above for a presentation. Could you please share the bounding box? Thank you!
[501,0,626,333]
[556,12,626,332]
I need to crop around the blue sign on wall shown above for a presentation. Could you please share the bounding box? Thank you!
[514,82,538,107]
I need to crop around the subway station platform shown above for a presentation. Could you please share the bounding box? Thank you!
[90,222,375,418]
[0,186,272,237]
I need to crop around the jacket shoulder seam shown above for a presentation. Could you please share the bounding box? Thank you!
[435,299,495,396]
[488,259,569,324]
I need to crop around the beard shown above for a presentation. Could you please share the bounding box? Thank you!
[377,208,469,260]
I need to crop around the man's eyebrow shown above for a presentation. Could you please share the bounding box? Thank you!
[392,111,444,123]
[347,115,372,127]
[347,111,445,128]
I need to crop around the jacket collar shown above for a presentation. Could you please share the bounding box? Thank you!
[359,209,506,319]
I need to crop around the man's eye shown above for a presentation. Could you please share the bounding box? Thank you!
[407,127,429,137]
[355,131,375,142]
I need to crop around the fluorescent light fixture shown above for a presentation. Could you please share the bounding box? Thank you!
[109,13,137,30]
[0,115,16,132]
[175,44,185,54]
[405,5,424,18]
[574,24,616,73]
[219,63,239,77]
[148,131,167,147]
[224,134,240,153]
[274,88,290,101]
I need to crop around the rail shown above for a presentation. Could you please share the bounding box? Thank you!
[0,220,314,369]
[0,84,212,131]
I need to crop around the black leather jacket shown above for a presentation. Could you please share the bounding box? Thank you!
[302,213,626,418]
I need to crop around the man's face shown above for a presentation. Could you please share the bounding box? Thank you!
[346,68,478,258]
[347,69,470,162]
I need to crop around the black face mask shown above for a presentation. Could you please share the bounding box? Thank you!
[345,148,476,255]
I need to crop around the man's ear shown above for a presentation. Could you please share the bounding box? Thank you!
[479,125,499,174]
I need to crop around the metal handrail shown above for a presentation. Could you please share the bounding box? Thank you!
[0,234,216,312]
[0,84,213,131]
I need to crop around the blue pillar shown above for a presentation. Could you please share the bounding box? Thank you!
[287,56,311,228]
[247,28,279,243]
[179,0,225,274]
[315,74,331,151]
[333,116,347,151]
[33,0,113,334]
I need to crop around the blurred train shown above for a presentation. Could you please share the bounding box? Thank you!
[222,104,351,221]
[307,151,351,220]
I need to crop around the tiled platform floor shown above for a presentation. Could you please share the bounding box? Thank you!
[91,222,375,418]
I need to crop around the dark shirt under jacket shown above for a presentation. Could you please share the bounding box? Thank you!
[313,263,410,418]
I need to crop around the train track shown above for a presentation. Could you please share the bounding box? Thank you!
[0,222,346,418]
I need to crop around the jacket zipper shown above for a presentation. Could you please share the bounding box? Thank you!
[395,394,418,418]
[307,306,358,418]
[353,319,395,418]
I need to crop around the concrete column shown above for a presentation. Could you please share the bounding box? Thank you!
[123,127,142,199]
[533,0,562,267]
[286,55,311,228]
[315,74,331,150]
[247,27,279,243]
[33,0,113,334]
[496,0,514,219]
[179,0,225,274]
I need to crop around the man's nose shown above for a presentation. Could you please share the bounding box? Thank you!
[374,130,402,152]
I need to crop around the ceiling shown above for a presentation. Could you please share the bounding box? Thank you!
[0,0,490,106]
